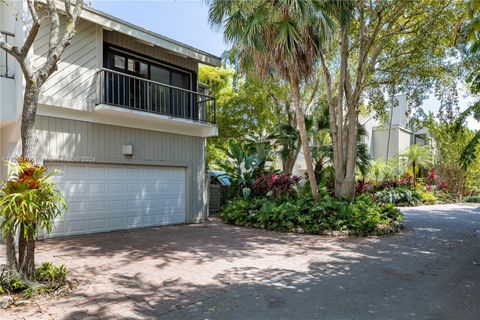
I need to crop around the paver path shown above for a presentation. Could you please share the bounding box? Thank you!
[1,204,480,319]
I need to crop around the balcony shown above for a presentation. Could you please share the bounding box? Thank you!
[95,68,216,124]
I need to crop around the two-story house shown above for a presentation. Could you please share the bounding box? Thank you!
[0,2,220,238]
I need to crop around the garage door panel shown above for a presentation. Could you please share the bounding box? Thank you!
[89,218,108,232]
[109,200,126,210]
[89,200,107,211]
[46,163,186,238]
[109,183,125,193]
[108,217,126,229]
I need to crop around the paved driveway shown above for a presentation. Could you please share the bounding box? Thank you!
[2,204,480,320]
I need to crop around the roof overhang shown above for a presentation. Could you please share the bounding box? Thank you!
[79,5,221,67]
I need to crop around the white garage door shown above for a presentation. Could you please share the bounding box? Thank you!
[46,162,186,238]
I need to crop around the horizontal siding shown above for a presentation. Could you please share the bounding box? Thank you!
[104,30,198,72]
[35,115,206,223]
[33,18,99,108]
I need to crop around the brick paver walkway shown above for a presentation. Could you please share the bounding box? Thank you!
[2,205,480,319]
[1,217,365,319]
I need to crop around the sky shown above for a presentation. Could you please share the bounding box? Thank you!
[90,0,480,129]
[90,0,227,57]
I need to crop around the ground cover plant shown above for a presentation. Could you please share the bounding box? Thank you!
[221,174,403,236]
[0,262,74,308]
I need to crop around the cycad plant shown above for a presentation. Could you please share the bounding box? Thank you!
[0,157,66,279]
[208,0,335,200]
[400,145,433,185]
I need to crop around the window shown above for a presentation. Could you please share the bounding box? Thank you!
[150,65,170,84]
[171,71,190,90]
[105,47,192,89]
[113,55,125,69]
[128,58,148,78]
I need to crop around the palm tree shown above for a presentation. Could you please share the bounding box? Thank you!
[207,0,335,200]
[400,145,432,185]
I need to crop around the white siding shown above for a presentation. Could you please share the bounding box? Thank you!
[33,18,100,109]
[372,127,399,160]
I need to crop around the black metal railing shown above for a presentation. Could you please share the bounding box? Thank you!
[0,31,15,79]
[96,68,216,124]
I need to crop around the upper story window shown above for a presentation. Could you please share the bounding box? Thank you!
[0,31,15,79]
[105,45,193,91]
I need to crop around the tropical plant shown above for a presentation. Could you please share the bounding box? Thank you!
[216,140,273,196]
[0,157,67,278]
[208,0,336,200]
[368,157,407,182]
[35,262,68,289]
[221,193,403,236]
[374,187,421,206]
[454,0,480,169]
[0,0,83,273]
[271,123,302,175]
[251,173,301,199]
[199,66,278,166]
[400,145,433,185]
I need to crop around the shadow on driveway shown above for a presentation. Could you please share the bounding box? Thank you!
[2,204,480,320]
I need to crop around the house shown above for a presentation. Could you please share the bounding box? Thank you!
[291,94,432,177]
[360,93,433,161]
[0,2,220,238]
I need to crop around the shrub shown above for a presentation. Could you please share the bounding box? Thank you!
[355,178,373,195]
[0,271,32,296]
[464,195,480,203]
[251,173,301,199]
[419,191,437,204]
[0,262,69,298]
[374,187,421,206]
[373,173,415,191]
[221,193,403,236]
[35,262,68,289]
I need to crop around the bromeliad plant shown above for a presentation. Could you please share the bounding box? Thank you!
[0,157,67,279]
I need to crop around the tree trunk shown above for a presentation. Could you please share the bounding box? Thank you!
[412,161,416,187]
[5,232,17,270]
[18,82,41,279]
[283,156,295,175]
[282,147,300,175]
[290,80,319,200]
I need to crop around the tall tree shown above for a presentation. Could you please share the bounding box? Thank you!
[208,0,334,200]
[454,0,480,169]
[0,0,83,278]
[317,0,459,198]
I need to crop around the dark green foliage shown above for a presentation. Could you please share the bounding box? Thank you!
[0,272,31,296]
[463,195,480,203]
[221,193,403,236]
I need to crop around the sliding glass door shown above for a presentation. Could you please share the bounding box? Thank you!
[104,46,194,118]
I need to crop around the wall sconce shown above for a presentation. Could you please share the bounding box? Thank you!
[122,144,133,156]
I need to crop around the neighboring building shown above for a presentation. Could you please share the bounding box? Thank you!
[361,93,433,161]
[0,2,220,238]
[291,93,432,178]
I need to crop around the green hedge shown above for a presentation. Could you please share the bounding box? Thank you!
[221,194,403,236]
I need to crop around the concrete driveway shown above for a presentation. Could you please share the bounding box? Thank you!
[2,204,480,320]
